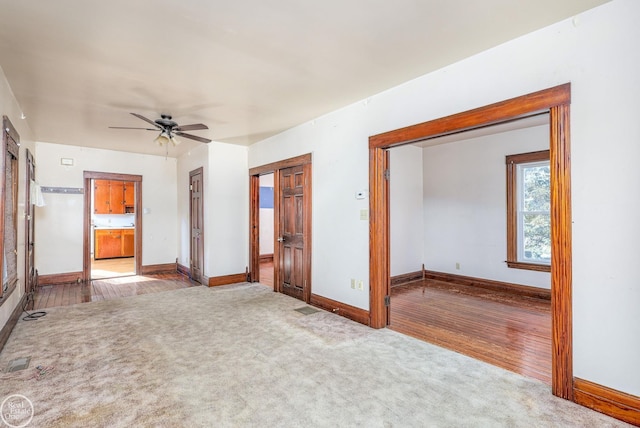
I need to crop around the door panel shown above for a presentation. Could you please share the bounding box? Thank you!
[190,168,204,284]
[279,165,306,300]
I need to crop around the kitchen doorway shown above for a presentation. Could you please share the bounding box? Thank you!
[83,171,142,281]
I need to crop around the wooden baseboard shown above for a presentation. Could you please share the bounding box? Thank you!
[573,378,640,426]
[208,273,248,287]
[0,292,27,353]
[177,263,190,276]
[310,293,370,326]
[141,263,177,275]
[259,253,274,263]
[391,270,423,287]
[39,271,83,286]
[423,270,551,300]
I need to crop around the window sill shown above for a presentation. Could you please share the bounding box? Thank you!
[0,284,17,307]
[506,261,551,272]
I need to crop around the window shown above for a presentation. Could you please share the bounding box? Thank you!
[506,150,550,272]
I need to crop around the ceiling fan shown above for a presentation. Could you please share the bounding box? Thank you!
[109,113,211,145]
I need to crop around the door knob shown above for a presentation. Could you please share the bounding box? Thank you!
[277,237,285,242]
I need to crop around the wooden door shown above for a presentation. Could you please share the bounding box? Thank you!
[110,180,125,214]
[189,168,204,283]
[24,149,36,294]
[94,179,110,214]
[278,165,307,301]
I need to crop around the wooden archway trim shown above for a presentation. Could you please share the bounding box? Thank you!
[368,83,572,400]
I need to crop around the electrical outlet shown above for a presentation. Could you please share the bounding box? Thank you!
[358,280,364,291]
[350,279,356,289]
[455,262,460,270]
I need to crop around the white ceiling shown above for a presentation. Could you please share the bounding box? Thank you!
[0,0,609,157]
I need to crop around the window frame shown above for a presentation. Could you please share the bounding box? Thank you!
[506,149,551,272]
[0,116,20,304]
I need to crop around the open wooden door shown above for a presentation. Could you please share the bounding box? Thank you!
[24,149,36,295]
[277,164,312,302]
[190,167,204,283]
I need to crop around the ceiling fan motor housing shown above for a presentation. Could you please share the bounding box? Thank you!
[155,115,178,129]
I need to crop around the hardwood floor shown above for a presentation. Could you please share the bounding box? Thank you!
[30,273,199,310]
[91,256,135,279]
[390,279,552,384]
[259,260,274,287]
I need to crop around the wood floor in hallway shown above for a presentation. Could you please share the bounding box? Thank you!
[30,273,199,310]
[390,279,552,384]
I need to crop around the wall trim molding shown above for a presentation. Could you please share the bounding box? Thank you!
[259,253,274,262]
[0,293,27,352]
[423,270,551,300]
[574,378,640,426]
[39,271,83,286]
[310,293,370,326]
[177,263,190,277]
[390,270,423,287]
[208,273,247,287]
[140,263,176,275]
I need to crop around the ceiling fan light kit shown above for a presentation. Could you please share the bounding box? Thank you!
[109,113,211,147]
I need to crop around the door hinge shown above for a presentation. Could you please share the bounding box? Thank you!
[384,295,391,306]
[384,169,390,180]
[189,184,193,191]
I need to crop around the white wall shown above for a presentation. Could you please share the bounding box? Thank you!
[422,125,550,288]
[389,145,424,276]
[35,142,179,273]
[0,65,36,334]
[248,0,640,396]
[177,141,249,278]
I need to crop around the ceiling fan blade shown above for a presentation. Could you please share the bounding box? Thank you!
[174,123,208,132]
[109,126,157,130]
[175,132,211,144]
[130,113,161,128]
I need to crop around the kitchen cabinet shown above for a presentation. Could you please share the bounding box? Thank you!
[94,180,134,214]
[94,228,135,259]
[94,180,111,214]
[123,182,135,213]
[122,229,135,257]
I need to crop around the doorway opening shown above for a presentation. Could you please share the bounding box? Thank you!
[388,114,552,384]
[249,154,312,303]
[83,172,143,281]
[369,84,572,399]
[258,173,275,288]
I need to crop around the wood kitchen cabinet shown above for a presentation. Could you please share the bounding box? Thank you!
[94,228,135,259]
[94,180,134,214]
[122,229,135,257]
[94,180,112,214]
[95,229,123,259]
[123,182,135,213]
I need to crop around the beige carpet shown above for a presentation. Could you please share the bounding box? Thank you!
[0,283,630,427]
